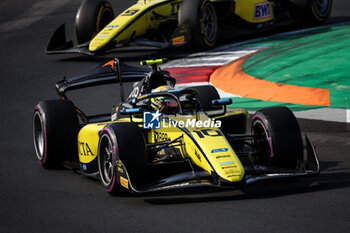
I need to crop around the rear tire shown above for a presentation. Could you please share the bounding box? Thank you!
[301,0,332,24]
[179,0,217,50]
[189,85,220,111]
[33,100,79,169]
[75,0,114,44]
[98,122,147,195]
[251,106,303,169]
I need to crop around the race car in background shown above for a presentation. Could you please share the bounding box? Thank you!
[33,58,320,194]
[46,0,333,55]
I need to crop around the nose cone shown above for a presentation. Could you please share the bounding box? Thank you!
[209,147,245,182]
[89,35,107,52]
[89,23,119,52]
[190,128,245,182]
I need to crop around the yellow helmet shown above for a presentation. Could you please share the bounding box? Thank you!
[151,85,178,112]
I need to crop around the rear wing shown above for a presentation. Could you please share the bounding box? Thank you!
[55,58,174,123]
[55,59,150,99]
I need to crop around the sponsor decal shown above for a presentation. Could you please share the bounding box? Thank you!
[144,111,161,129]
[97,35,108,37]
[102,60,114,68]
[227,174,240,178]
[192,129,223,138]
[254,2,271,20]
[154,131,169,142]
[120,177,129,189]
[117,167,124,173]
[172,36,185,45]
[129,86,139,98]
[211,148,229,153]
[106,25,119,28]
[122,9,139,16]
[78,142,94,156]
[82,164,87,171]
[115,160,122,167]
[162,182,190,189]
[216,155,230,159]
[224,169,234,175]
[221,165,236,169]
[219,161,235,166]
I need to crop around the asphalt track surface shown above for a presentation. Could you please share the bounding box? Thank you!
[0,1,349,232]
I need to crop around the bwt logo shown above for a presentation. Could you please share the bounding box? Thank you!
[254,2,271,20]
[143,111,161,129]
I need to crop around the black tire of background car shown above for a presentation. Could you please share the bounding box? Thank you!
[74,0,114,44]
[178,0,218,50]
[301,0,333,24]
[33,100,79,169]
[251,106,304,169]
[188,85,220,111]
[98,122,147,195]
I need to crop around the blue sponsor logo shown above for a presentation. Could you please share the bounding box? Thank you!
[106,25,119,28]
[143,111,161,129]
[219,161,235,165]
[82,164,87,171]
[211,148,229,153]
[254,2,271,19]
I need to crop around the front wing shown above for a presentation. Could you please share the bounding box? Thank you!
[118,135,320,194]
[46,22,191,55]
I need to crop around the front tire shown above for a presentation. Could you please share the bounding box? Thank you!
[74,0,115,44]
[98,122,147,195]
[251,106,303,169]
[33,100,79,169]
[179,0,218,50]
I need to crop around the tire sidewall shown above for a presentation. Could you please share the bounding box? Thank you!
[97,122,147,194]
[74,0,114,43]
[179,0,217,49]
[188,85,220,111]
[251,112,274,164]
[199,0,217,47]
[310,0,332,22]
[33,104,48,166]
[98,128,118,193]
[251,107,303,168]
[33,100,79,169]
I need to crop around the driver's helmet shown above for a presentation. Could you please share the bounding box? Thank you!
[151,85,178,112]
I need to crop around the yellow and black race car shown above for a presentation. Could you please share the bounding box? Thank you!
[33,59,319,194]
[46,0,332,55]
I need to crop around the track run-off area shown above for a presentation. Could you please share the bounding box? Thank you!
[164,22,350,123]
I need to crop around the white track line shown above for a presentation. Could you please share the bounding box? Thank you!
[294,108,350,123]
[164,49,258,67]
[165,21,350,123]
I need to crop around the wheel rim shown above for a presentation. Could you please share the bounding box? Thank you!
[201,3,217,43]
[99,134,115,186]
[313,0,330,16]
[97,7,114,32]
[33,111,45,161]
[252,120,271,163]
